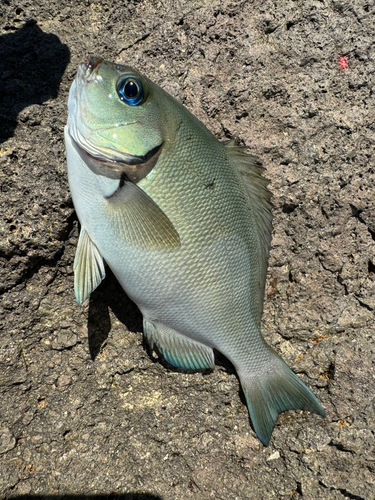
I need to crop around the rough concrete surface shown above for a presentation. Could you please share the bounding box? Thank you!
[0,0,374,499]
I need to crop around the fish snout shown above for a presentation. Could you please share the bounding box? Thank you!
[85,56,104,77]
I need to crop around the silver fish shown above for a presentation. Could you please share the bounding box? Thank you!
[65,57,325,445]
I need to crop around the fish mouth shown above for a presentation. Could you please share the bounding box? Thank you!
[85,56,103,77]
[76,56,103,82]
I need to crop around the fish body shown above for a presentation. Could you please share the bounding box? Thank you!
[65,57,325,445]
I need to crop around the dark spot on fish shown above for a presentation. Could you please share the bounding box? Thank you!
[176,119,184,132]
[205,178,215,190]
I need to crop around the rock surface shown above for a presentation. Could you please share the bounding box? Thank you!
[0,1,374,499]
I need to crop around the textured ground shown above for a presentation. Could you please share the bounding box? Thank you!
[1,0,374,499]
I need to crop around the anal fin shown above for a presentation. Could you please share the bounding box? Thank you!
[73,228,106,305]
[143,320,215,371]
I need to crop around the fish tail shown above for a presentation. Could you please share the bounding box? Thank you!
[238,348,325,446]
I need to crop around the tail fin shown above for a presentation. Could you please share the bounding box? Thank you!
[239,349,325,446]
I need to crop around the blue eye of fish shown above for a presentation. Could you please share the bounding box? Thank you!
[117,77,144,106]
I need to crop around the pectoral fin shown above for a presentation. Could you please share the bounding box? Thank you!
[105,180,180,250]
[73,228,106,305]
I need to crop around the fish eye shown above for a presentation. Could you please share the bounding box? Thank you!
[116,76,144,106]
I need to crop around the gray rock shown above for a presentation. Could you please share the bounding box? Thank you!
[0,0,374,499]
[0,429,16,455]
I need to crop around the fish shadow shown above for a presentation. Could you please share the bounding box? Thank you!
[215,350,248,405]
[87,267,143,360]
[0,19,70,143]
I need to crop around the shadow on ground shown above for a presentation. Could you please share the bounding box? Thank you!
[87,267,143,360]
[0,19,70,142]
[14,495,162,500]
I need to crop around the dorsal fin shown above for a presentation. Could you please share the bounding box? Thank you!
[225,141,273,310]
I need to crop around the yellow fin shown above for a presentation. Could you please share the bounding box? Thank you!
[73,228,106,305]
[225,141,273,309]
[105,180,180,250]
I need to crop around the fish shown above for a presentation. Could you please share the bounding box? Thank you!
[65,56,325,446]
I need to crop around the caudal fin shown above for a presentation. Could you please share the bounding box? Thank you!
[239,349,325,446]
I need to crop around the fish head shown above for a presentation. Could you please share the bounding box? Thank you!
[67,56,164,182]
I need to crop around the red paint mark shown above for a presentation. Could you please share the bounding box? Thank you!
[339,56,349,69]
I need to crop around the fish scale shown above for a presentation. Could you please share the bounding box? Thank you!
[65,57,325,446]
